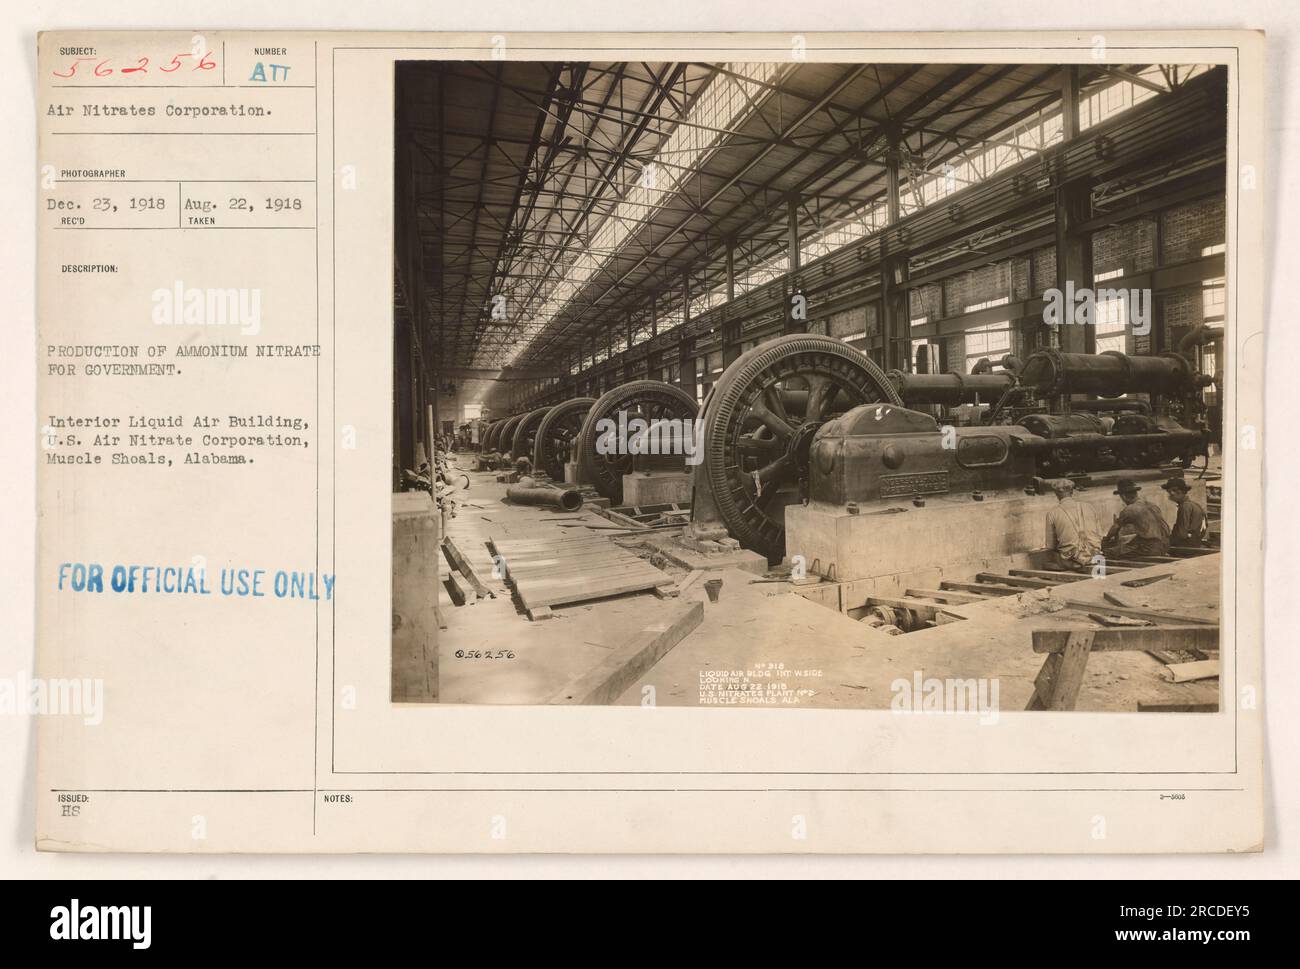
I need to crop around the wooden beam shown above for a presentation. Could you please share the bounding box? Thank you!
[1121,572,1175,588]
[441,537,495,598]
[1032,625,1220,654]
[1166,660,1220,683]
[939,580,1022,596]
[1061,600,1217,626]
[905,588,988,605]
[444,569,476,607]
[549,600,704,704]
[976,573,1057,589]
[1008,569,1095,582]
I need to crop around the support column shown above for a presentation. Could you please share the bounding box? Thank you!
[722,318,742,367]
[880,255,910,372]
[880,136,908,370]
[725,241,735,302]
[1053,182,1095,354]
[1052,65,1093,354]
[783,195,806,335]
[787,195,801,276]
[678,334,695,399]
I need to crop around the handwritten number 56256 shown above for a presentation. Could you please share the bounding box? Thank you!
[54,52,216,78]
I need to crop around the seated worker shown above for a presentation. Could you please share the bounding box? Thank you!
[1045,479,1102,572]
[1102,478,1171,557]
[1161,476,1208,547]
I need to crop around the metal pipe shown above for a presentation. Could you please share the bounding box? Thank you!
[1018,349,1194,398]
[505,477,584,512]
[1009,429,1203,452]
[887,370,1016,405]
[1067,398,1152,414]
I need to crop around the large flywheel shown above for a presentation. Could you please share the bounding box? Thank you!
[481,419,504,452]
[494,413,526,458]
[699,334,900,562]
[576,380,699,504]
[511,406,552,466]
[532,397,595,481]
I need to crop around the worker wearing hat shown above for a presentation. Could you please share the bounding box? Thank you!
[1162,476,1208,547]
[1102,478,1171,557]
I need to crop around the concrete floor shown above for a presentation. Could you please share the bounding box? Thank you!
[430,453,1221,712]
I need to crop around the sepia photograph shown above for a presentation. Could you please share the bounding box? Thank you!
[5,0,1286,892]
[392,57,1227,713]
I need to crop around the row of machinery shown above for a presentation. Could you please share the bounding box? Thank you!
[476,334,1215,563]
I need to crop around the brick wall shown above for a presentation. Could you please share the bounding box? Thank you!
[1162,197,1225,264]
[944,261,1011,314]
[909,282,943,321]
[1093,216,1157,277]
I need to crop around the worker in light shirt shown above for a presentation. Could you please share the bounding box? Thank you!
[1045,478,1102,572]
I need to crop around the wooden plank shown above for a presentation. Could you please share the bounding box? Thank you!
[1085,612,1155,628]
[1026,652,1062,710]
[549,601,704,704]
[488,537,615,555]
[496,546,643,568]
[1032,625,1220,654]
[515,564,667,596]
[444,569,476,607]
[1121,572,1174,588]
[864,595,962,623]
[491,545,634,562]
[501,546,643,567]
[441,537,496,598]
[904,588,987,605]
[976,573,1058,589]
[1007,569,1095,582]
[1060,600,1216,626]
[505,555,657,578]
[1047,631,1094,710]
[676,570,709,598]
[1166,659,1220,683]
[939,580,1022,596]
[519,572,670,610]
[506,550,656,572]
[508,561,659,584]
[490,531,615,544]
[1145,649,1182,665]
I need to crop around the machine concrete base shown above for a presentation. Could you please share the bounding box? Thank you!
[785,474,1207,582]
[564,461,584,486]
[622,470,693,506]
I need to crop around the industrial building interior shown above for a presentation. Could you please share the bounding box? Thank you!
[392,59,1226,711]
